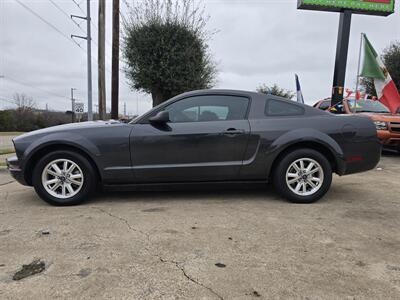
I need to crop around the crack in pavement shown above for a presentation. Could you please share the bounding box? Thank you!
[91,206,150,239]
[0,180,15,186]
[91,206,224,299]
[158,257,224,300]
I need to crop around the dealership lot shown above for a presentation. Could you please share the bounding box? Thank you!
[0,153,399,299]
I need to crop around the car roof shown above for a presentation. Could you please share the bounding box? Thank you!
[176,89,298,104]
[176,89,262,99]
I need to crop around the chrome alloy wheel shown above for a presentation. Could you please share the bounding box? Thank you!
[285,158,324,196]
[41,159,84,199]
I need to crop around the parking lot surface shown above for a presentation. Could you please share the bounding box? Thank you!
[0,154,399,299]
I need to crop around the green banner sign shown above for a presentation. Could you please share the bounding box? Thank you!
[298,0,395,16]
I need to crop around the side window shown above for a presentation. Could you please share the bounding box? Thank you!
[164,95,249,123]
[265,99,304,116]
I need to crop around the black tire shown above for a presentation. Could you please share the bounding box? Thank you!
[273,148,332,204]
[32,150,96,206]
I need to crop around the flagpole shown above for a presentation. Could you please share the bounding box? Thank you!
[354,33,364,112]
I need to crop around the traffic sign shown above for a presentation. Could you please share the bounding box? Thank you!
[74,102,84,114]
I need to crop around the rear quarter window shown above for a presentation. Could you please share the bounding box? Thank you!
[318,101,331,111]
[265,99,305,116]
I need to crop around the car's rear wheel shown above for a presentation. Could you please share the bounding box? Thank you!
[273,148,332,203]
[32,151,96,206]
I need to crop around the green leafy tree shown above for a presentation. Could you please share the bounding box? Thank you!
[123,0,217,107]
[256,83,295,100]
[361,41,400,97]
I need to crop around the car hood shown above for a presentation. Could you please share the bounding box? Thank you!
[14,120,121,142]
[358,112,400,122]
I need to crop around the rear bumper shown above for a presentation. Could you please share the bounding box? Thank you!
[342,140,382,175]
[6,156,28,185]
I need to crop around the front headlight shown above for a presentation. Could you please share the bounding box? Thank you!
[374,121,388,130]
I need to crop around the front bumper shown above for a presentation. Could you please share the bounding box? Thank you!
[6,156,28,185]
[377,130,400,148]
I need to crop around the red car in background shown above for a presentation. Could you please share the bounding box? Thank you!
[314,98,400,153]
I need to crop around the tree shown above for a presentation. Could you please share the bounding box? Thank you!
[123,0,217,107]
[256,83,295,100]
[360,77,376,97]
[12,93,36,132]
[361,41,400,97]
[13,93,36,111]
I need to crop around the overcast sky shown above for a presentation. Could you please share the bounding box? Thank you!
[1,0,399,116]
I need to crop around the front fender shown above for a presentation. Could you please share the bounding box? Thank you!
[21,132,101,170]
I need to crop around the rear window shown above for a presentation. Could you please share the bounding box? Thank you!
[265,99,304,116]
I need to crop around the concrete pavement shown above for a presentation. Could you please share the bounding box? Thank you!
[0,154,399,299]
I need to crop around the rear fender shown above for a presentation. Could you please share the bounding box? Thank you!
[267,128,346,175]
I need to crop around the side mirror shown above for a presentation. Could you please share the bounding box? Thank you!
[149,110,170,124]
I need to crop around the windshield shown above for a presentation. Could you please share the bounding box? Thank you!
[347,100,390,113]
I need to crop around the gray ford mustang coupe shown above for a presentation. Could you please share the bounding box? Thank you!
[7,89,381,206]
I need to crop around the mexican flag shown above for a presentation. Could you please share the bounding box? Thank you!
[360,34,400,114]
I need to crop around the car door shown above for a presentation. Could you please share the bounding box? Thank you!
[130,94,251,183]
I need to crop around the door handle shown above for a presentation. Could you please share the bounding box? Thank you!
[221,128,244,136]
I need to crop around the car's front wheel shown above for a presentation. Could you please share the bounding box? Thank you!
[273,148,332,203]
[32,150,96,206]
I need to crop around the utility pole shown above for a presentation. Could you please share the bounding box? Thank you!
[71,0,93,121]
[98,0,106,120]
[124,102,126,117]
[71,88,76,123]
[86,0,93,121]
[331,11,352,109]
[111,0,120,120]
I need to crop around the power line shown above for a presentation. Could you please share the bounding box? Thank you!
[71,0,93,121]
[3,75,70,100]
[71,0,124,70]
[15,0,109,85]
[15,0,84,51]
[48,0,85,34]
[13,0,129,101]
[71,0,85,15]
[71,0,113,47]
